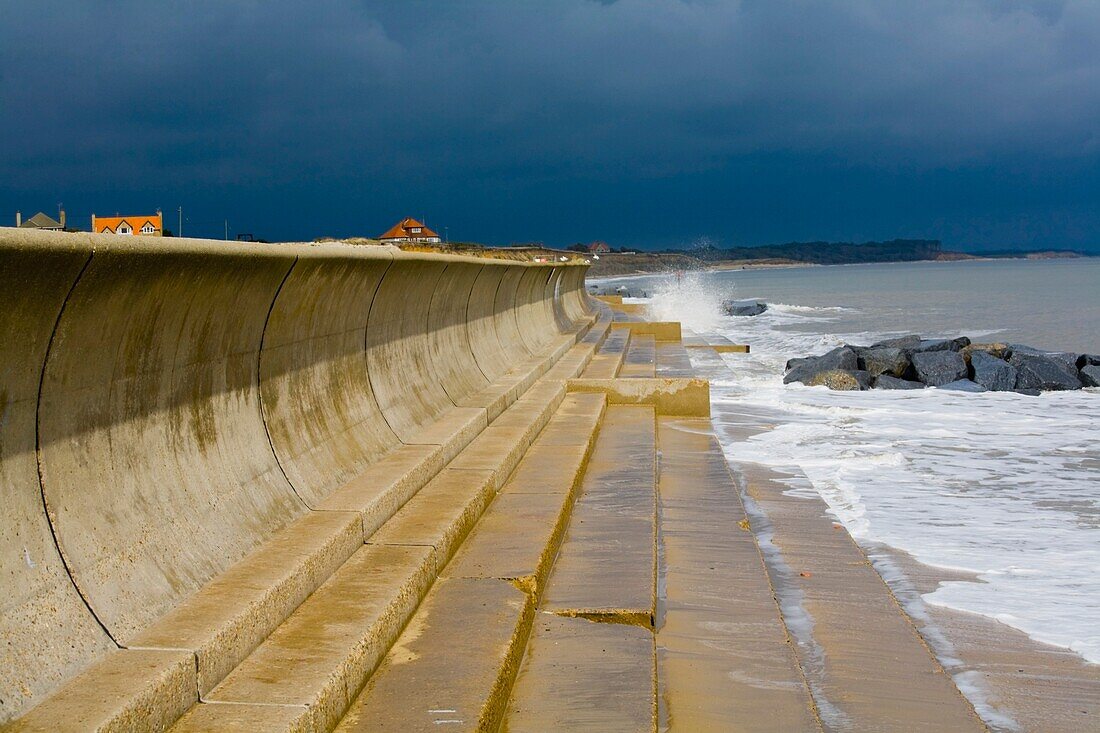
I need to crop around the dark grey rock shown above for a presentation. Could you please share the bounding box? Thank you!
[1009,351,1082,391]
[785,356,813,372]
[1007,344,1079,369]
[949,336,972,351]
[874,375,925,390]
[858,347,910,378]
[722,299,768,317]
[783,346,859,385]
[1077,354,1100,369]
[938,379,987,393]
[911,350,969,386]
[1014,388,1042,397]
[1080,365,1100,388]
[911,339,954,354]
[871,334,921,349]
[970,351,1017,392]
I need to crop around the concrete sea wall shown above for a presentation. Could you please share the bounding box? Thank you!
[0,228,590,723]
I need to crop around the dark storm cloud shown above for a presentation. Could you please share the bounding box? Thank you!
[2,0,1098,248]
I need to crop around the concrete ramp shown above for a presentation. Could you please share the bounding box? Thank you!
[0,229,589,724]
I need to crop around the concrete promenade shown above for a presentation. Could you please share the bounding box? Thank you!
[0,229,999,731]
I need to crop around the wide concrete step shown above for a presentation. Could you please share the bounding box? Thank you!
[335,578,534,733]
[541,404,657,626]
[655,341,694,376]
[167,358,596,732]
[581,325,630,378]
[504,615,656,733]
[656,417,818,732]
[13,400,490,731]
[619,333,656,378]
[333,393,607,732]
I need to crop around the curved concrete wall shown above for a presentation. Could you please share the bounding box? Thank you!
[0,229,588,723]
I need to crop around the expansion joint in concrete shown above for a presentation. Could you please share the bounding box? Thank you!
[256,255,308,509]
[32,251,119,645]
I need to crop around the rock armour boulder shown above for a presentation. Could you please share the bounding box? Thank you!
[722,299,768,317]
[786,335,1094,394]
[912,351,968,386]
[857,347,910,378]
[783,346,859,385]
[970,351,1016,392]
[871,335,921,350]
[1008,351,1082,391]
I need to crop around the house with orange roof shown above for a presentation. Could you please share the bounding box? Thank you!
[92,212,163,236]
[378,217,441,244]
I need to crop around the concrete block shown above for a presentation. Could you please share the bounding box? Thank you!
[566,377,710,417]
[610,320,682,342]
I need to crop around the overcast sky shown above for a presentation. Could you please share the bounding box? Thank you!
[2,0,1098,250]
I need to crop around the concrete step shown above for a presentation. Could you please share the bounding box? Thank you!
[332,393,606,731]
[175,542,436,732]
[579,310,612,345]
[167,369,584,731]
[444,392,607,592]
[6,649,195,733]
[504,615,656,733]
[130,510,365,696]
[655,341,694,377]
[399,407,487,465]
[682,329,750,353]
[619,333,656,378]
[542,405,657,626]
[610,321,681,342]
[334,578,533,733]
[180,465,502,730]
[580,326,630,378]
[656,418,819,731]
[458,336,576,421]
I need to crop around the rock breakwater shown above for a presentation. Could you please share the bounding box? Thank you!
[784,335,1099,393]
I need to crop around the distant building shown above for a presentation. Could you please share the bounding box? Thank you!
[92,212,164,236]
[17,210,66,231]
[378,217,441,244]
[588,241,610,254]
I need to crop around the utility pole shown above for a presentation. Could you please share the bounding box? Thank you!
[224,220,228,241]
[178,206,183,238]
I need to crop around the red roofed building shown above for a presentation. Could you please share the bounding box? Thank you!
[92,212,163,236]
[378,217,441,244]
[588,241,610,254]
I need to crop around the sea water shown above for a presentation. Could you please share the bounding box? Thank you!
[606,258,1100,664]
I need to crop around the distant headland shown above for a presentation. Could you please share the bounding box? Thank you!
[586,239,1093,277]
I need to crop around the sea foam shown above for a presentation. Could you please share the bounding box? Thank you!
[641,273,1100,666]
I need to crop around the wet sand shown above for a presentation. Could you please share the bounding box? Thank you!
[707,388,1100,731]
[882,547,1100,732]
